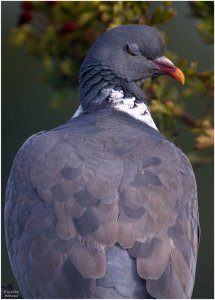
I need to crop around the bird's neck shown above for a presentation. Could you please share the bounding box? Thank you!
[75,87,158,131]
[78,65,158,130]
[104,88,158,130]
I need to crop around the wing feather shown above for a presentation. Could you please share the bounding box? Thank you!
[118,136,199,298]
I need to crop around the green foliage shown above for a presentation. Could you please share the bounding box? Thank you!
[10,1,214,165]
[189,1,214,44]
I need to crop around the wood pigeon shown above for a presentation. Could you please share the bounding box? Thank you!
[5,25,200,299]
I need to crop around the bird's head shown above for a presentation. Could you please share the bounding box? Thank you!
[79,25,185,110]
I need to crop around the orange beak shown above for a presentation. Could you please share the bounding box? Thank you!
[153,56,185,85]
[170,67,185,85]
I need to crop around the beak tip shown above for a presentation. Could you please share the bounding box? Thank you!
[175,67,185,85]
[181,74,185,85]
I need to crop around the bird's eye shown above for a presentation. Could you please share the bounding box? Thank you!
[126,43,140,56]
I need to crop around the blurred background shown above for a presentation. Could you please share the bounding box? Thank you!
[2,1,214,298]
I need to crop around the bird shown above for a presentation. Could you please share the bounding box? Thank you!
[5,24,200,299]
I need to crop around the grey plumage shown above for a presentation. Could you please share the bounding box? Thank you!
[5,24,199,299]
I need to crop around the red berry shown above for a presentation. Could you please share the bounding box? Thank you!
[18,10,32,25]
[21,1,32,11]
[60,21,76,35]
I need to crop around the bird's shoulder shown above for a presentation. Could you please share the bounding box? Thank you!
[11,109,164,167]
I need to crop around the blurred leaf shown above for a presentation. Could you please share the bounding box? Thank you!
[51,90,69,109]
[150,5,176,25]
[59,60,72,76]
[187,151,213,166]
[189,1,214,44]
[10,25,32,47]
[195,128,214,149]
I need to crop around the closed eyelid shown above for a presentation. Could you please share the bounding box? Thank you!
[126,43,140,56]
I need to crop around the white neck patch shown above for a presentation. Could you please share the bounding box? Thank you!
[73,88,158,131]
[103,88,158,131]
[72,105,83,118]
